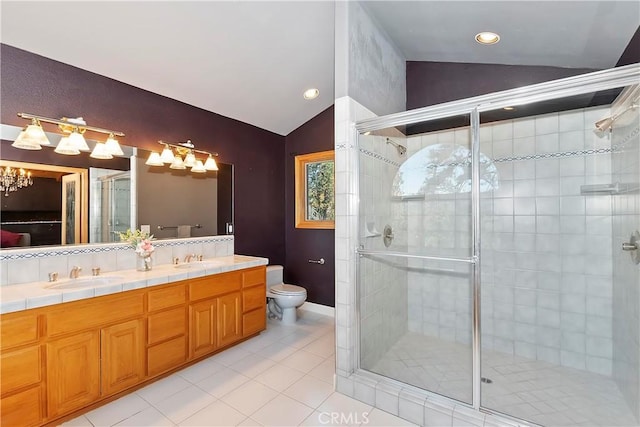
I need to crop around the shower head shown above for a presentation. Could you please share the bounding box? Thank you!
[593,102,638,137]
[386,138,407,156]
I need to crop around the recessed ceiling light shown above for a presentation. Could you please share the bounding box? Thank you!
[303,88,319,100]
[475,31,500,45]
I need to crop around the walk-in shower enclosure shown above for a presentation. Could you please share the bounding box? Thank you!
[334,64,640,426]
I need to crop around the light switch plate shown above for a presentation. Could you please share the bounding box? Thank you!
[141,224,151,234]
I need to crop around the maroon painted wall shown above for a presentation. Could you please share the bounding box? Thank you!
[1,44,286,263]
[406,62,599,110]
[284,106,335,307]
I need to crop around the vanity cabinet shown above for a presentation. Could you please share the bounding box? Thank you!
[46,331,100,418]
[217,292,242,347]
[242,268,266,336]
[1,311,45,427]
[101,319,145,396]
[0,265,266,426]
[188,271,243,358]
[147,284,187,377]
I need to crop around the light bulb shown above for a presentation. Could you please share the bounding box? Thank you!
[160,145,175,163]
[204,155,219,171]
[104,134,124,156]
[68,129,90,151]
[12,130,42,150]
[170,155,186,170]
[184,151,197,168]
[191,160,206,173]
[145,152,164,166]
[54,136,81,155]
[90,142,113,159]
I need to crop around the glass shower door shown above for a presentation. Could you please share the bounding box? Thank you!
[478,88,640,426]
[357,114,479,404]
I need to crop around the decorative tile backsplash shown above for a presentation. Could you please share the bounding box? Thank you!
[0,235,234,286]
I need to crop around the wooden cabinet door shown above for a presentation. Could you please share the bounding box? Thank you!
[1,385,44,427]
[47,331,100,418]
[189,299,217,359]
[217,292,242,348]
[101,319,145,396]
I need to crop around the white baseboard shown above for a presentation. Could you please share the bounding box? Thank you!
[299,301,335,317]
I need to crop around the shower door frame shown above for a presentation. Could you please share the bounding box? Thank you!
[353,63,640,417]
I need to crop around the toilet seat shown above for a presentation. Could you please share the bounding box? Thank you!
[269,284,306,295]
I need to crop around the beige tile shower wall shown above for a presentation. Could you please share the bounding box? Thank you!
[612,110,640,419]
[358,134,408,368]
[405,106,614,375]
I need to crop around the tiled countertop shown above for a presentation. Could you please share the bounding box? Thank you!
[1,254,268,314]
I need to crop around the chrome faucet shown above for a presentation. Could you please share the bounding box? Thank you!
[69,266,82,279]
[184,254,196,263]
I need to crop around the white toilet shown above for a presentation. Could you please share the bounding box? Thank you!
[266,265,307,323]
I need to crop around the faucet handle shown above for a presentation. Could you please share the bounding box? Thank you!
[197,254,203,261]
[48,272,59,282]
[92,267,101,276]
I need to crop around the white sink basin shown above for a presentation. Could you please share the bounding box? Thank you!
[174,261,221,270]
[45,276,125,290]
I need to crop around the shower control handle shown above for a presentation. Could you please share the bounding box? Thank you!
[622,231,640,265]
[308,258,325,265]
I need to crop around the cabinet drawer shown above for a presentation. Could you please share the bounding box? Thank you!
[48,293,144,336]
[148,284,186,312]
[148,307,186,345]
[1,311,39,349]
[243,285,265,313]
[190,271,241,301]
[148,336,186,377]
[242,267,265,288]
[243,308,266,337]
[1,385,43,427]
[1,346,41,394]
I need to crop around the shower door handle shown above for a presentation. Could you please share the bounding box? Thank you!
[622,242,638,251]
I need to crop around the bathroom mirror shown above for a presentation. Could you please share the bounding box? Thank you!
[0,125,234,248]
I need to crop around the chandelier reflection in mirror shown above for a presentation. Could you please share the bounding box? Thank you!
[145,140,218,174]
[1,166,33,197]
[12,113,125,159]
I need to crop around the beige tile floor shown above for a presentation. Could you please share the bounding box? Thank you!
[371,332,638,427]
[63,311,414,427]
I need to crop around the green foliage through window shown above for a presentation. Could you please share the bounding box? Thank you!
[305,160,335,221]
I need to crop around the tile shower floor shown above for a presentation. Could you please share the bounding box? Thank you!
[370,332,638,427]
[62,311,413,427]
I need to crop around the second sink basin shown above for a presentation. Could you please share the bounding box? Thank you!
[45,276,125,290]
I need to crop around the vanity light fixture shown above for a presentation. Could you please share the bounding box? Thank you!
[303,88,320,100]
[147,140,219,174]
[14,113,125,158]
[475,31,500,45]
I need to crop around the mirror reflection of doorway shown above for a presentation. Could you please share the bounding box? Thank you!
[0,160,88,247]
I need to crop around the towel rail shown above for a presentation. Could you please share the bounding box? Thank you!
[157,224,202,230]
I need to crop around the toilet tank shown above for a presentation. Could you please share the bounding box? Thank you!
[266,265,284,287]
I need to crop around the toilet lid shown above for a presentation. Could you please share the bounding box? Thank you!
[269,284,306,295]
